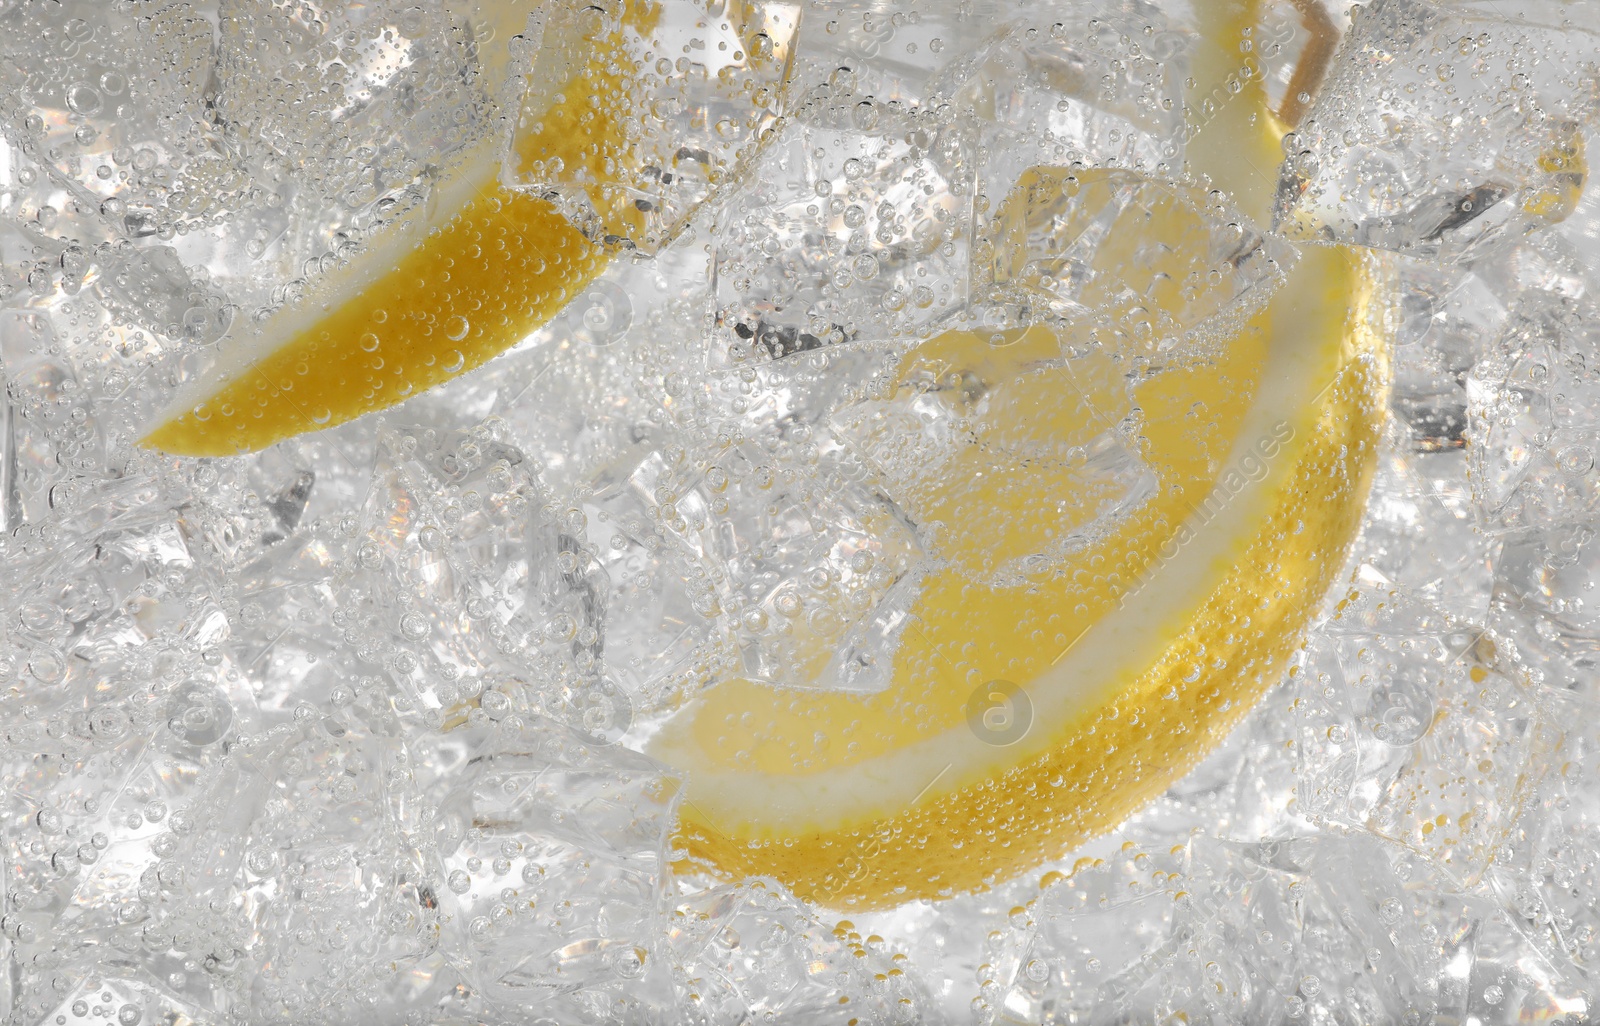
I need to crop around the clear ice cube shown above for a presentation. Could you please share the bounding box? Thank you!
[1275,0,1599,262]
[1296,569,1549,881]
[832,330,1156,586]
[239,728,439,1023]
[1388,258,1507,455]
[503,0,803,255]
[0,1,233,234]
[1491,521,1600,702]
[432,721,680,1022]
[709,0,1196,365]
[1359,440,1497,624]
[215,0,508,217]
[648,442,925,693]
[993,841,1194,1022]
[1467,282,1600,532]
[1483,687,1600,983]
[585,446,729,706]
[712,122,972,358]
[977,166,1291,358]
[946,1,1193,184]
[668,878,932,1023]
[35,970,231,1026]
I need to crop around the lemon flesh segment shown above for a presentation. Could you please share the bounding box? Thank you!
[140,12,635,457]
[652,243,1386,909]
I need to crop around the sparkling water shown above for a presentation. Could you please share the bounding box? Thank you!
[2,0,1600,1023]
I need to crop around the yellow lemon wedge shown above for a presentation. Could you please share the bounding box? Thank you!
[139,0,1390,913]
[645,14,1389,908]
[140,3,637,457]
[654,244,1384,909]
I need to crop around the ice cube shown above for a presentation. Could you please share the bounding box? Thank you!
[0,500,258,782]
[668,878,933,1024]
[585,446,730,706]
[832,329,1156,586]
[320,316,732,717]
[553,314,935,693]
[1298,568,1550,881]
[1491,521,1600,702]
[707,8,1000,361]
[1387,259,1507,456]
[1275,0,1599,262]
[1369,257,1504,608]
[1483,688,1600,982]
[431,721,680,1021]
[1358,440,1497,623]
[177,448,316,573]
[31,969,232,1026]
[781,0,1007,108]
[652,442,925,692]
[504,0,803,255]
[2,741,153,927]
[1325,567,1469,738]
[216,0,506,215]
[712,122,973,358]
[0,735,280,1021]
[944,1,1193,185]
[1467,285,1600,532]
[237,727,439,1023]
[975,820,1587,1024]
[1169,833,1493,1023]
[1015,841,1196,1021]
[463,245,701,498]
[977,166,1291,359]
[93,244,232,346]
[709,0,1196,366]
[339,424,623,718]
[789,0,1192,179]
[0,0,235,234]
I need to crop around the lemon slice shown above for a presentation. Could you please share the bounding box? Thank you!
[647,19,1389,907]
[140,4,633,457]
